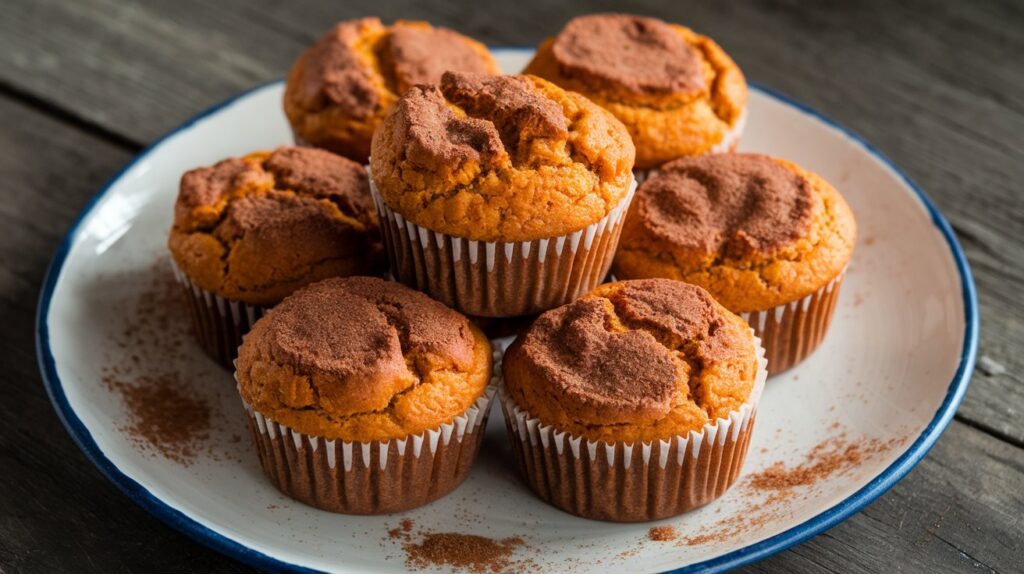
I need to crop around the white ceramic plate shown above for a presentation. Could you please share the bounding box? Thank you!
[37,49,977,573]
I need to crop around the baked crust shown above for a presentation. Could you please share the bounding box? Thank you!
[168,147,382,306]
[524,15,747,169]
[283,18,499,163]
[613,155,856,311]
[370,72,635,242]
[502,279,757,442]
[236,277,493,442]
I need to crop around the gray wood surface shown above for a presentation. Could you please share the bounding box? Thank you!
[1,0,1020,572]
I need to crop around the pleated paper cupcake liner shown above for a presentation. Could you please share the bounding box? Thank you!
[171,263,264,369]
[740,272,844,375]
[241,383,497,515]
[633,108,748,183]
[500,333,767,522]
[369,172,637,318]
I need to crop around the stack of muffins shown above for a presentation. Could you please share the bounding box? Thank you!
[167,14,855,521]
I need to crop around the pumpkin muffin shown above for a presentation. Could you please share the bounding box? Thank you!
[613,153,856,373]
[284,18,499,163]
[236,276,495,514]
[501,279,766,521]
[524,13,747,171]
[168,146,382,367]
[370,71,637,317]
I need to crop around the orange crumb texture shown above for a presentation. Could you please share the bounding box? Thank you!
[615,160,856,311]
[168,147,382,306]
[370,74,636,242]
[503,280,758,443]
[525,21,747,169]
[284,18,500,162]
[235,277,494,442]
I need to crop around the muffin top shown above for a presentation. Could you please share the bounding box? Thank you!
[524,13,747,168]
[370,72,636,242]
[236,277,493,442]
[168,147,381,306]
[613,154,856,311]
[502,279,758,443]
[284,18,499,162]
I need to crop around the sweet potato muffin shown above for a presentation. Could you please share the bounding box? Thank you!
[524,13,747,170]
[168,146,381,366]
[500,279,765,521]
[503,279,758,443]
[284,18,499,163]
[371,72,635,242]
[236,276,495,514]
[613,153,856,373]
[369,71,637,317]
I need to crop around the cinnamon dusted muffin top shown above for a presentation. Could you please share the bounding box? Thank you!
[613,154,856,311]
[502,279,758,443]
[549,13,705,98]
[370,72,636,242]
[168,147,382,306]
[524,13,747,169]
[284,18,499,162]
[236,277,493,442]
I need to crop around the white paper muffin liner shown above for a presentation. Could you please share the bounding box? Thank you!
[500,332,767,522]
[369,171,637,317]
[740,271,844,375]
[170,263,265,368]
[240,380,497,515]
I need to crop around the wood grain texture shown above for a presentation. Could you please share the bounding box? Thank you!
[0,0,1020,572]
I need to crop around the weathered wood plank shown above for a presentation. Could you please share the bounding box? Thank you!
[1,0,1020,443]
[0,95,249,574]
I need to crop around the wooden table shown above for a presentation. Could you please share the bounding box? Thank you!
[2,1,1021,572]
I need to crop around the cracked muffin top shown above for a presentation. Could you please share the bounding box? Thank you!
[613,154,856,312]
[235,276,493,441]
[168,147,383,306]
[284,18,499,163]
[524,13,747,169]
[502,279,758,442]
[369,72,636,242]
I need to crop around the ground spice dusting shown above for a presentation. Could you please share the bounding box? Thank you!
[104,374,211,464]
[648,526,678,542]
[388,519,533,573]
[677,433,901,547]
[404,533,525,573]
[101,258,228,466]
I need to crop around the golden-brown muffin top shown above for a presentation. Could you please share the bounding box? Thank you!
[236,277,493,442]
[370,72,636,242]
[502,279,758,443]
[613,154,856,311]
[168,147,381,306]
[283,18,499,162]
[524,14,747,168]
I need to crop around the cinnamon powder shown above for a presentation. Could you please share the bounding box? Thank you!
[404,533,525,573]
[101,259,221,466]
[678,433,900,546]
[389,519,533,573]
[648,526,678,542]
[104,373,211,465]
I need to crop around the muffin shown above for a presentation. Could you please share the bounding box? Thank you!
[501,279,766,521]
[235,276,495,514]
[168,147,382,367]
[284,18,500,163]
[613,153,856,374]
[370,71,637,317]
[524,13,747,173]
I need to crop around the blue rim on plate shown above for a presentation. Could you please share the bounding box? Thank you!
[35,73,978,572]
